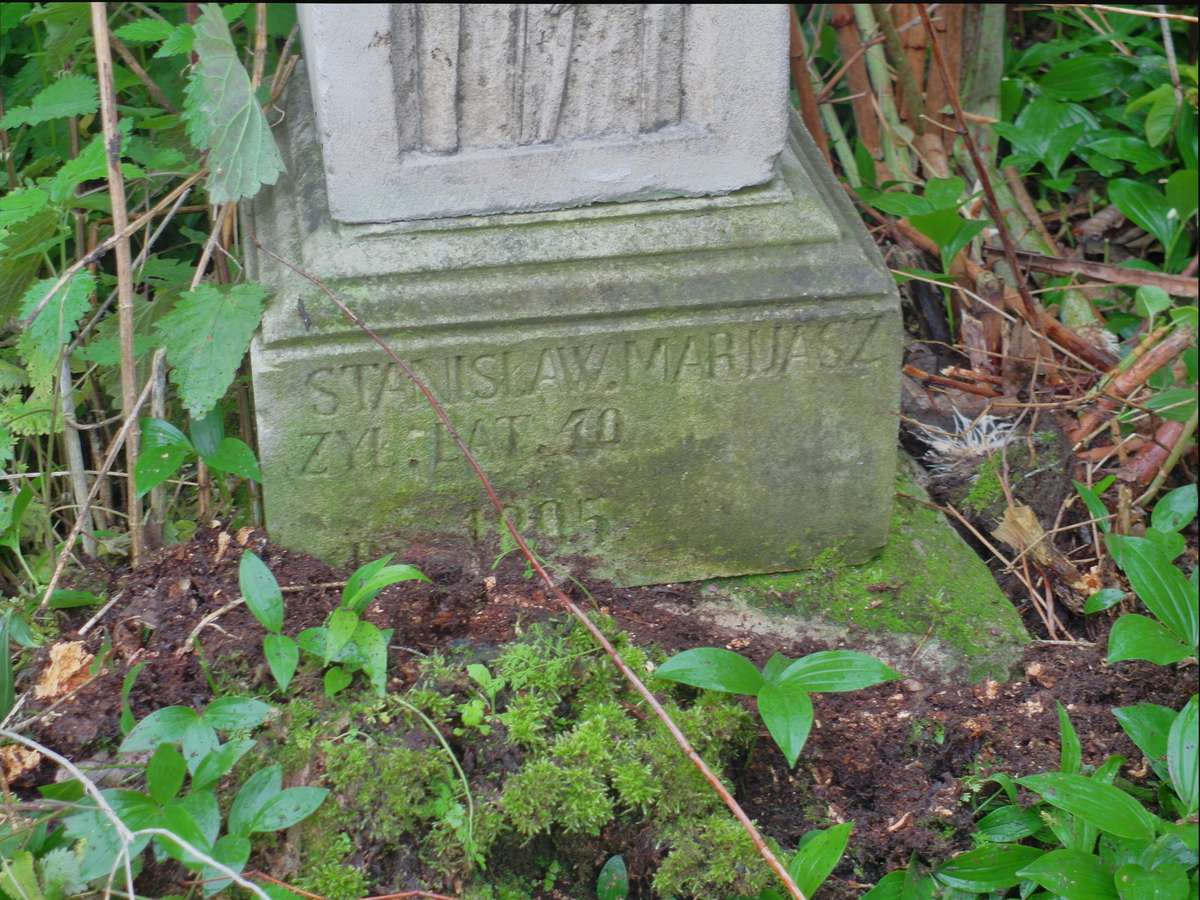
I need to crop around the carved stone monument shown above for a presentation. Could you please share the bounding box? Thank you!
[246,3,902,586]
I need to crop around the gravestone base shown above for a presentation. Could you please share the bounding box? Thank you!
[246,70,901,586]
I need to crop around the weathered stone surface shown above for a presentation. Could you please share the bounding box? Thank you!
[246,67,901,586]
[686,459,1030,682]
[297,4,789,222]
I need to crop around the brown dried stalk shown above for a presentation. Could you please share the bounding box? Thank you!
[91,1,144,565]
[1124,409,1198,497]
[831,4,883,168]
[982,246,1198,299]
[250,238,806,900]
[789,6,831,165]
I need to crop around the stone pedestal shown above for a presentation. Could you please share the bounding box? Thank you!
[247,5,901,585]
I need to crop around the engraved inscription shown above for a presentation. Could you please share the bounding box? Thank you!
[302,319,888,417]
[468,496,610,543]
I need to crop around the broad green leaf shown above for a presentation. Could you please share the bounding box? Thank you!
[202,834,253,896]
[0,851,40,900]
[114,18,175,43]
[1084,588,1125,614]
[0,188,48,229]
[202,696,274,731]
[342,554,394,608]
[1113,703,1175,782]
[758,682,814,767]
[203,436,262,480]
[48,589,104,609]
[1017,849,1117,899]
[596,855,628,900]
[1134,286,1172,318]
[188,408,224,458]
[147,743,187,805]
[136,417,195,497]
[1108,614,1193,666]
[857,187,932,218]
[120,661,147,735]
[1115,862,1189,900]
[192,738,257,789]
[762,652,792,685]
[1044,122,1087,178]
[343,563,430,613]
[120,705,202,752]
[0,74,98,128]
[228,764,282,836]
[352,620,389,696]
[1040,57,1128,101]
[1087,136,1170,174]
[1058,702,1082,774]
[1018,773,1156,842]
[155,282,267,417]
[1145,90,1178,148]
[1153,485,1198,534]
[1107,533,1197,649]
[655,648,765,695]
[47,130,144,205]
[325,608,359,665]
[923,177,966,211]
[173,788,221,851]
[778,651,901,693]
[976,805,1044,843]
[184,3,285,202]
[239,550,283,633]
[1108,179,1174,250]
[155,23,195,58]
[250,786,328,832]
[1165,170,1198,223]
[263,634,299,692]
[1168,695,1198,815]
[323,666,353,696]
[0,210,59,323]
[935,844,1045,892]
[181,718,220,773]
[156,803,212,863]
[1145,528,1187,563]
[788,823,852,897]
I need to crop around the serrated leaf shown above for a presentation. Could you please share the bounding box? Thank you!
[184,4,284,202]
[0,74,98,128]
[155,282,266,417]
[0,188,48,229]
[114,18,175,44]
[155,24,195,58]
[19,272,94,371]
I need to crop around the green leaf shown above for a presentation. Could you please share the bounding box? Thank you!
[777,650,901,693]
[0,851,40,900]
[923,177,966,211]
[1040,57,1128,101]
[0,188,48,229]
[788,823,852,897]
[136,417,195,497]
[250,786,328,833]
[343,563,431,613]
[239,550,283,633]
[324,608,359,665]
[1058,702,1082,774]
[1018,773,1156,842]
[120,706,202,752]
[114,18,175,43]
[1017,849,1118,899]
[1084,588,1125,614]
[857,187,932,218]
[120,661,147,736]
[1113,703,1175,782]
[1115,862,1189,900]
[181,717,220,772]
[155,282,267,417]
[935,844,1045,892]
[352,620,389,696]
[202,696,274,731]
[758,682,814,767]
[1109,179,1175,250]
[1087,136,1170,174]
[1166,170,1198,223]
[147,743,187,805]
[0,616,14,722]
[342,555,394,608]
[202,437,262,480]
[762,652,792,685]
[1152,485,1197,534]
[19,272,95,367]
[0,74,98,128]
[184,3,285,202]
[48,589,104,609]
[1107,533,1197,650]
[192,738,257,789]
[1144,90,1178,148]
[1134,286,1172,318]
[1168,695,1198,815]
[157,803,212,863]
[323,666,352,697]
[202,834,253,896]
[655,647,765,695]
[188,408,224,458]
[596,854,629,900]
[155,23,195,58]
[263,634,299,692]
[976,804,1044,843]
[1145,528,1187,563]
[1108,614,1193,665]
[228,764,282,836]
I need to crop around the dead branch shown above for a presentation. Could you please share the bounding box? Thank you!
[982,246,1199,299]
[789,6,831,165]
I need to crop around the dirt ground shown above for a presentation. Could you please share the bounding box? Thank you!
[25,524,1196,897]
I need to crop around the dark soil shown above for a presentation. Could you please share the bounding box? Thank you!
[27,524,1196,897]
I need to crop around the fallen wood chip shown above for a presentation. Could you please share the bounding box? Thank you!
[0,745,42,781]
[34,641,93,700]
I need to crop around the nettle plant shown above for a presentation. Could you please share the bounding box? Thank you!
[654,647,901,766]
[239,549,429,697]
[47,696,326,895]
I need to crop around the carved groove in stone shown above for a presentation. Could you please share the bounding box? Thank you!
[391,3,687,156]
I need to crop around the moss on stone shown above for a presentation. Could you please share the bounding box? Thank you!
[700,458,1028,681]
